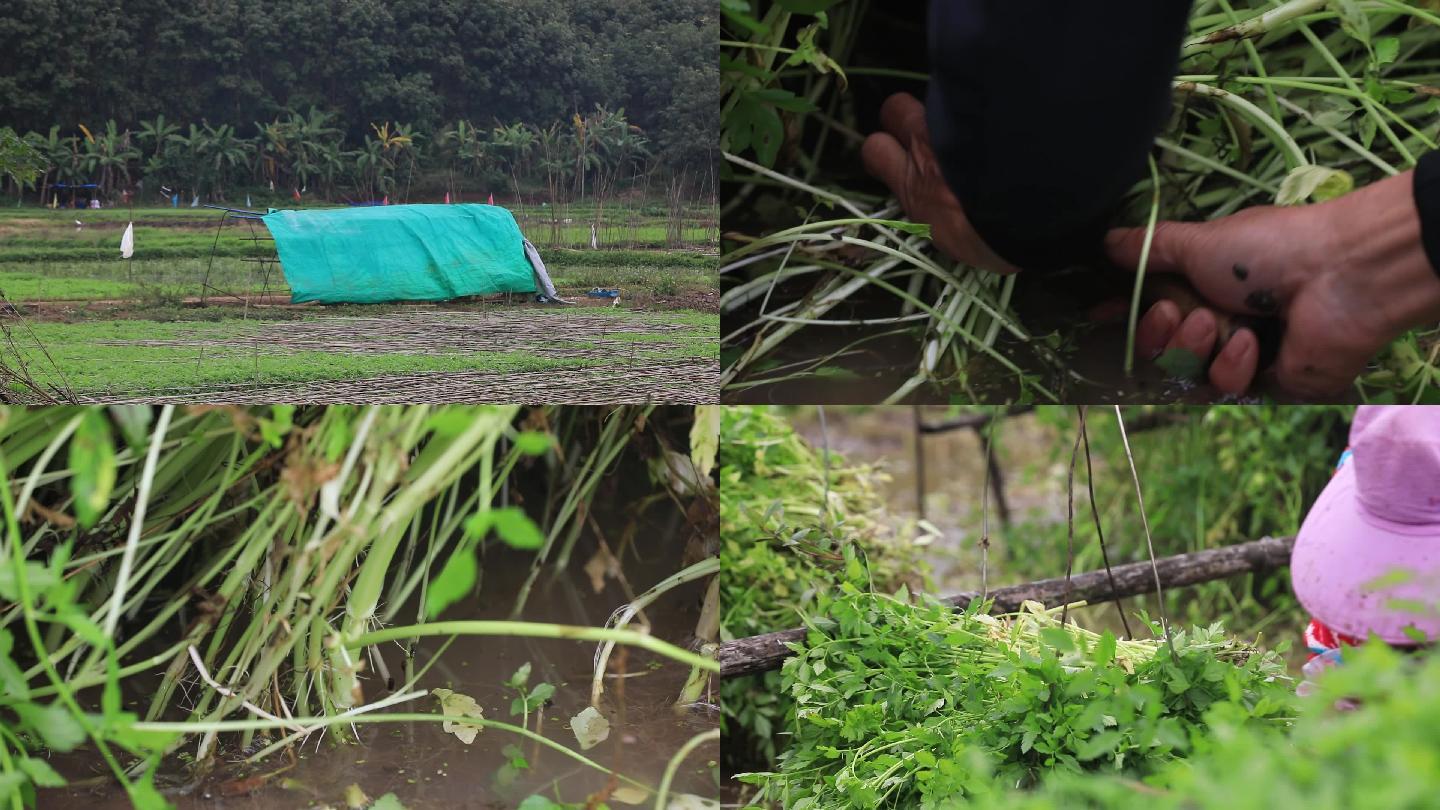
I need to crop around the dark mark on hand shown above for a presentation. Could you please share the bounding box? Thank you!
[1245,289,1278,314]
[1232,263,1249,281]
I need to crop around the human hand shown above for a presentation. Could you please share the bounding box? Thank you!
[1106,170,1440,398]
[861,93,1019,274]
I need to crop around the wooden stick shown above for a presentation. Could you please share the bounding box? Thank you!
[719,535,1295,678]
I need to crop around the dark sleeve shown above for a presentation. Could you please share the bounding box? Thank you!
[926,0,1193,272]
[1415,151,1440,278]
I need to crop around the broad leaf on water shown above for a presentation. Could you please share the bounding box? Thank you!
[569,706,611,750]
[432,688,484,744]
[370,793,409,810]
[611,786,650,804]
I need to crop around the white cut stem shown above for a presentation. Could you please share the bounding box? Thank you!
[102,404,173,638]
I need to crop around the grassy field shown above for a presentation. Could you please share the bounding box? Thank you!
[0,205,719,400]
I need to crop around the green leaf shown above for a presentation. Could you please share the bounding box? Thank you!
[492,507,544,550]
[70,410,116,530]
[1329,0,1370,44]
[527,682,556,705]
[423,548,477,619]
[512,431,553,456]
[1038,627,1076,653]
[729,92,784,168]
[103,647,123,719]
[17,702,87,752]
[690,406,720,479]
[0,772,25,805]
[0,629,29,699]
[107,405,153,452]
[125,766,172,810]
[569,706,611,750]
[17,757,66,788]
[370,793,409,810]
[784,24,848,86]
[1076,729,1124,761]
[1276,165,1354,205]
[1155,348,1205,381]
[509,662,532,689]
[1095,632,1117,668]
[1375,36,1400,65]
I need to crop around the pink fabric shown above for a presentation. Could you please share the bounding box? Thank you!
[1290,406,1440,645]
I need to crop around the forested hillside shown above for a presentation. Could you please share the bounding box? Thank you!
[0,0,716,202]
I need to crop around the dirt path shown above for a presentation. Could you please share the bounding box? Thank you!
[89,359,718,404]
[95,309,704,358]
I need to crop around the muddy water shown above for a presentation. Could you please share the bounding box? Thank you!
[46,511,717,809]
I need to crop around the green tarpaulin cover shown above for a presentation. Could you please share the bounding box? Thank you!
[263,204,538,304]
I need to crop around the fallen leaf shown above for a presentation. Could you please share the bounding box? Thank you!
[432,688,484,744]
[569,706,610,750]
[611,786,649,804]
[343,783,369,809]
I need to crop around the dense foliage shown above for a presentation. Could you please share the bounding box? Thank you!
[737,589,1294,809]
[720,0,1440,403]
[0,0,716,202]
[954,641,1440,810]
[720,406,930,768]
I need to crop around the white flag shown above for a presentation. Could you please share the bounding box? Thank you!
[120,222,134,259]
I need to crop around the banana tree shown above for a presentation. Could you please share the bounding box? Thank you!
[491,122,535,205]
[204,123,253,200]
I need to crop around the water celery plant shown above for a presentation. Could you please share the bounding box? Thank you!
[0,405,719,808]
[721,0,1440,402]
[737,589,1293,809]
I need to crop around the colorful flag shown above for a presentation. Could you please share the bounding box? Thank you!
[383,195,389,206]
[444,191,451,204]
[487,192,494,206]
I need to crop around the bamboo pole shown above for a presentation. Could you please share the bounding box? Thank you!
[719,535,1295,677]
